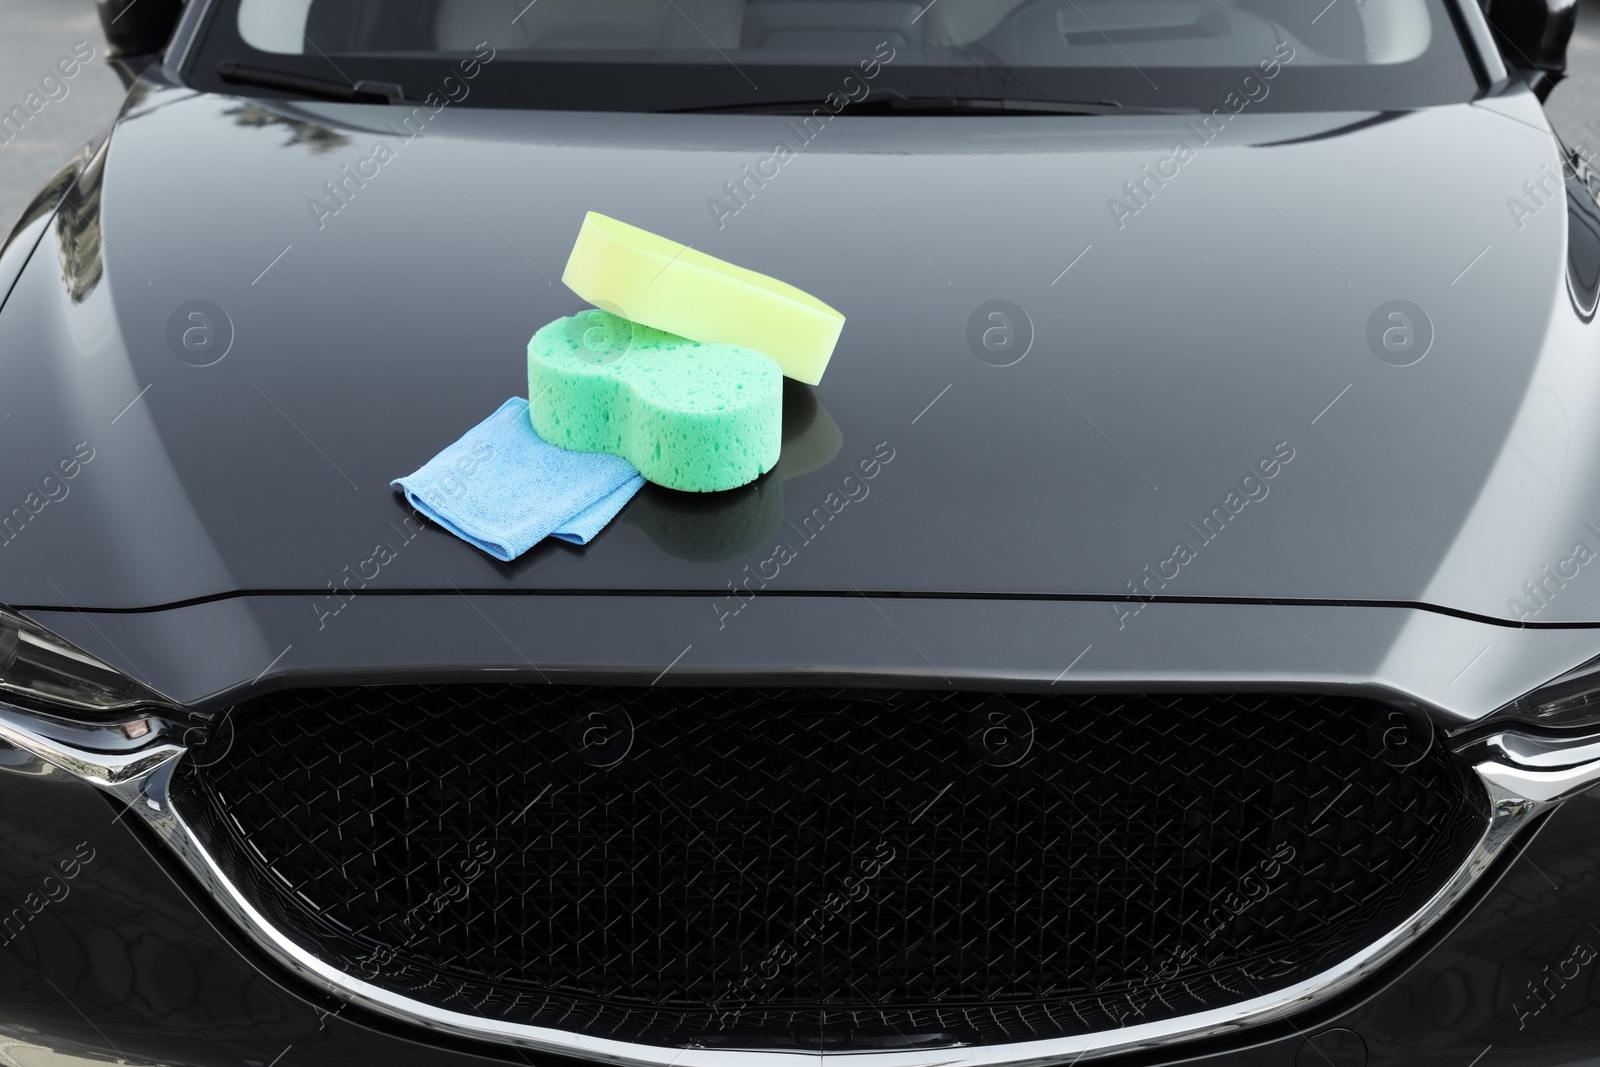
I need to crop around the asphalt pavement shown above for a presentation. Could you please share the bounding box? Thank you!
[0,0,127,231]
[5,1,1600,232]
[1546,0,1600,150]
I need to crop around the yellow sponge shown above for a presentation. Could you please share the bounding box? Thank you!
[561,212,845,386]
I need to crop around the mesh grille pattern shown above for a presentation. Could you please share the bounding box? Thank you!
[173,687,1485,1048]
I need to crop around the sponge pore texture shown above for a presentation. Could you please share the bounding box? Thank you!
[528,310,782,493]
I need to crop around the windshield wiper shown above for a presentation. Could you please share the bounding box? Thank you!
[217,61,409,105]
[669,96,1198,116]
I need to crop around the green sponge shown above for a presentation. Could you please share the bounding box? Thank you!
[527,310,782,493]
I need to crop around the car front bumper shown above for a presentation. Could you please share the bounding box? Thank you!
[6,731,1600,1067]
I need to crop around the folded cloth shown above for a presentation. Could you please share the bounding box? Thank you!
[391,397,644,561]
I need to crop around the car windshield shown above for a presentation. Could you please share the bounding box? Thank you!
[189,0,1482,112]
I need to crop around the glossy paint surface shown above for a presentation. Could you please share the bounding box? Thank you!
[4,41,1600,1064]
[0,74,1593,628]
[17,593,1600,722]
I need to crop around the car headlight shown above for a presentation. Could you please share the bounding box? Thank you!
[0,606,166,715]
[1476,650,1600,732]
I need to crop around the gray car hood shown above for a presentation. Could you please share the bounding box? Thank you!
[0,80,1593,626]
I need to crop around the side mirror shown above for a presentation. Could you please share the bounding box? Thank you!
[1482,0,1580,100]
[95,0,185,85]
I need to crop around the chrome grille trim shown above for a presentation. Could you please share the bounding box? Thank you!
[0,694,1582,1066]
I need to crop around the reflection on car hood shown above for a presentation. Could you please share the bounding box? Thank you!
[0,79,1592,626]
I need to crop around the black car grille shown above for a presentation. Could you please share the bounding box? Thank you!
[172,687,1486,1048]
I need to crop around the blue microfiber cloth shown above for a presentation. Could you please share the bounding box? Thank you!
[391,397,644,561]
